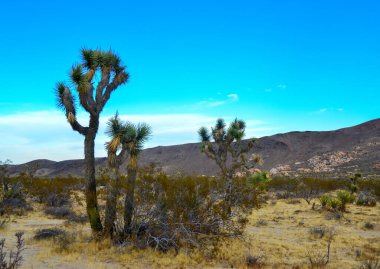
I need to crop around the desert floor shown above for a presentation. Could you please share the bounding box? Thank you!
[1,196,379,269]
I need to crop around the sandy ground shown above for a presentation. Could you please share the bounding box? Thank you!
[1,198,379,268]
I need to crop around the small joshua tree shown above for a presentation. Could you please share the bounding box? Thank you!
[198,118,258,214]
[103,113,128,238]
[348,173,361,194]
[104,113,151,236]
[55,49,129,233]
[122,121,151,233]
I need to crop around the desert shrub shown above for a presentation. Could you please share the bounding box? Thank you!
[0,232,25,269]
[357,244,380,269]
[286,199,301,204]
[12,176,82,204]
[337,190,355,212]
[34,228,66,240]
[363,222,375,230]
[0,183,31,215]
[53,232,75,253]
[0,216,10,230]
[306,228,335,268]
[275,191,295,199]
[358,179,380,197]
[269,177,380,199]
[325,210,343,220]
[44,206,72,218]
[255,219,268,227]
[245,253,265,268]
[270,177,346,193]
[309,226,330,239]
[114,172,262,253]
[356,192,377,207]
[360,259,380,269]
[45,193,70,207]
[67,213,88,223]
[269,177,299,192]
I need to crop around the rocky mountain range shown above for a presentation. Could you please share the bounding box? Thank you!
[9,118,380,178]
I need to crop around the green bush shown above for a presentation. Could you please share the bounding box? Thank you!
[328,198,341,210]
[319,195,331,208]
[337,190,355,211]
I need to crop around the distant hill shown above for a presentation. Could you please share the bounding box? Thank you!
[9,119,380,178]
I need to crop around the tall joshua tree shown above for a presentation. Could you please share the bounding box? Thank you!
[198,118,258,215]
[55,49,129,233]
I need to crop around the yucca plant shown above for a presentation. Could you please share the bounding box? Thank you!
[337,190,355,212]
[328,198,341,210]
[198,118,258,215]
[55,49,129,233]
[319,195,331,208]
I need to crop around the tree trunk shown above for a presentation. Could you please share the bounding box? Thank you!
[3,179,8,193]
[124,157,137,234]
[224,175,233,216]
[103,167,120,238]
[84,117,103,234]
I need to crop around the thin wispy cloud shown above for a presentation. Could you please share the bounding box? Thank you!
[195,93,239,108]
[277,84,287,89]
[0,110,271,164]
[264,84,286,92]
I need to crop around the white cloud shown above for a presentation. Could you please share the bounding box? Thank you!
[227,93,239,101]
[277,84,287,89]
[318,108,328,113]
[264,88,272,92]
[0,110,270,164]
[338,108,344,112]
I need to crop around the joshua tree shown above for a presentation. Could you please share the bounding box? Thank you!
[103,114,151,236]
[348,173,361,194]
[0,159,12,193]
[198,118,258,214]
[103,113,128,238]
[122,121,151,233]
[55,49,129,233]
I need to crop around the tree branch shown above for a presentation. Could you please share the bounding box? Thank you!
[102,71,128,108]
[68,118,88,136]
[96,67,111,109]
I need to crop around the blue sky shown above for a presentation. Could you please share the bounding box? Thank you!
[0,1,379,163]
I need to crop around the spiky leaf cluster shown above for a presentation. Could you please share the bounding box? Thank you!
[55,48,129,136]
[105,113,152,167]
